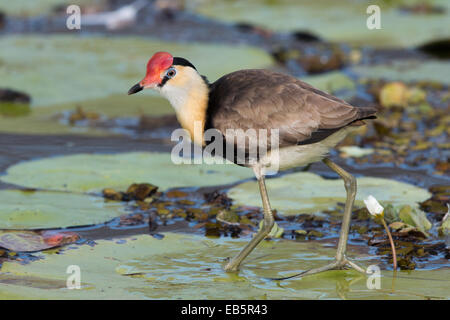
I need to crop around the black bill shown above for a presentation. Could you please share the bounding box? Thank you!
[128,83,143,95]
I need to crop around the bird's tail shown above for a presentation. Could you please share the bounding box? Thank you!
[357,106,378,120]
[348,106,377,126]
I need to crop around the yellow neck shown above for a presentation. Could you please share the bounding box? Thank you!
[160,67,209,146]
[176,86,208,146]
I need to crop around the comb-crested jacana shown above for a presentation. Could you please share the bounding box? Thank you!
[128,52,376,276]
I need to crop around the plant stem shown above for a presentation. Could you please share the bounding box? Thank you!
[381,218,397,270]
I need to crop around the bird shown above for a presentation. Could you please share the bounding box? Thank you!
[128,51,377,276]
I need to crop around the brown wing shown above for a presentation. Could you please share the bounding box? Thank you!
[207,69,376,148]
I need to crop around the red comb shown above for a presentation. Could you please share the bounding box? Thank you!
[146,52,173,74]
[140,52,174,87]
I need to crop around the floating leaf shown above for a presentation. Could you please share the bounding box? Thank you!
[0,35,272,107]
[0,102,31,117]
[389,221,407,230]
[339,146,374,158]
[228,172,430,216]
[0,152,253,192]
[398,205,432,232]
[1,232,449,299]
[0,190,125,229]
[379,82,409,108]
[353,61,450,85]
[0,0,92,15]
[216,210,240,225]
[438,204,450,236]
[190,0,449,47]
[302,72,356,93]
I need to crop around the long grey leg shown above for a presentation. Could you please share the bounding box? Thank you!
[322,158,357,262]
[224,175,274,272]
[285,158,366,278]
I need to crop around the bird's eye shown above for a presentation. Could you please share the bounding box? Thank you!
[166,68,177,78]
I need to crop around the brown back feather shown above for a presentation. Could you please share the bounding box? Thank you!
[206,69,377,148]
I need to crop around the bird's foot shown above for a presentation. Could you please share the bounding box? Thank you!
[223,257,240,273]
[269,256,366,281]
[297,256,366,278]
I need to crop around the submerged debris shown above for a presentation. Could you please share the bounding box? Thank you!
[102,183,158,202]
[0,230,79,252]
[420,185,450,226]
[67,106,101,125]
[203,190,233,208]
[339,79,450,176]
[271,46,346,74]
[126,183,159,201]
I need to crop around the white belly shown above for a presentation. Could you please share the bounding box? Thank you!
[257,127,354,176]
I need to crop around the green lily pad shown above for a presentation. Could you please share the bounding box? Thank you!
[0,190,125,230]
[0,0,93,16]
[0,94,173,135]
[398,205,432,232]
[0,102,31,117]
[228,172,430,216]
[0,152,253,192]
[190,0,450,47]
[0,35,273,107]
[440,212,450,235]
[1,232,449,299]
[302,71,356,93]
[339,146,375,158]
[353,60,450,85]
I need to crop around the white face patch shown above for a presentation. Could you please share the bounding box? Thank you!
[160,81,191,112]
[151,65,209,146]
[157,66,207,113]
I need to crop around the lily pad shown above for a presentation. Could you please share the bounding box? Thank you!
[0,94,173,135]
[353,60,450,85]
[398,205,432,232]
[0,102,31,117]
[228,172,430,216]
[1,232,449,299]
[440,213,450,235]
[339,146,375,158]
[0,190,125,230]
[302,71,356,93]
[189,0,450,47]
[0,35,273,107]
[0,152,254,192]
[0,0,93,16]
